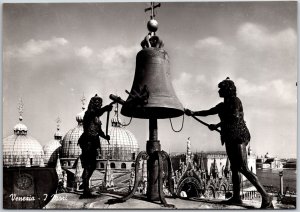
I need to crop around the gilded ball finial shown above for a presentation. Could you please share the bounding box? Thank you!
[147,19,158,32]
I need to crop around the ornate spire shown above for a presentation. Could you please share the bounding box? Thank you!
[54,117,62,140]
[56,154,63,180]
[17,98,24,121]
[76,93,87,123]
[75,158,83,183]
[103,160,112,188]
[81,93,86,111]
[56,117,61,130]
[111,104,123,127]
[14,98,28,135]
[187,137,191,156]
[224,157,231,178]
[213,158,218,174]
[248,144,253,156]
[199,156,205,171]
[39,156,45,167]
[25,156,31,168]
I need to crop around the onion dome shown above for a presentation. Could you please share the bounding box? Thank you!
[100,105,139,161]
[43,117,62,166]
[3,99,44,167]
[60,96,86,159]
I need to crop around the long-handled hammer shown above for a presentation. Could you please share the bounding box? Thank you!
[191,115,221,133]
[105,94,126,144]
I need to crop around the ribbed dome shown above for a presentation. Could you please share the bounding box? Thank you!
[43,140,61,164]
[100,107,139,161]
[61,125,83,158]
[3,119,44,167]
[61,108,86,158]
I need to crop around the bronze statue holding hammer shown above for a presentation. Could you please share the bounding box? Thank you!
[78,94,112,198]
[185,77,273,209]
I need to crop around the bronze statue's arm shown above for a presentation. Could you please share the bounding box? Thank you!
[96,106,108,117]
[193,106,218,116]
[98,128,106,138]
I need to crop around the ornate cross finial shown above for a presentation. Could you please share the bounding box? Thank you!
[145,2,161,19]
[81,93,86,110]
[17,98,24,121]
[56,117,61,130]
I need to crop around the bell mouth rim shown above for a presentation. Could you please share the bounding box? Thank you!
[121,106,184,119]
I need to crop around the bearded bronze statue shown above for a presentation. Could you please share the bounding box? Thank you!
[78,94,112,198]
[185,77,273,209]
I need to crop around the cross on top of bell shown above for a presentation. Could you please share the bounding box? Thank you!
[145,2,161,20]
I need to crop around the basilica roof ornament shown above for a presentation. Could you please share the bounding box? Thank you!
[43,117,63,166]
[3,98,44,167]
[13,98,28,135]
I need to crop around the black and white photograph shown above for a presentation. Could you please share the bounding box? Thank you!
[2,1,297,209]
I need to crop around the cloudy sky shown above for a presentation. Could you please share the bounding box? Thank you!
[3,2,297,158]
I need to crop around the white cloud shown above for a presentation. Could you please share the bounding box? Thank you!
[191,23,296,81]
[194,36,236,58]
[4,37,140,79]
[196,75,206,83]
[271,79,296,104]
[195,37,224,49]
[7,37,69,59]
[236,78,296,105]
[172,72,218,108]
[75,46,93,58]
[236,78,267,96]
[97,45,139,65]
[96,45,139,76]
[237,23,267,49]
[237,22,297,52]
[192,36,237,78]
[173,72,205,96]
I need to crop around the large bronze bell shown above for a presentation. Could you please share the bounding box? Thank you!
[121,47,184,119]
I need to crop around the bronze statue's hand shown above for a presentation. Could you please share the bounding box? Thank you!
[184,109,194,116]
[104,104,113,112]
[105,135,110,141]
[208,124,217,131]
